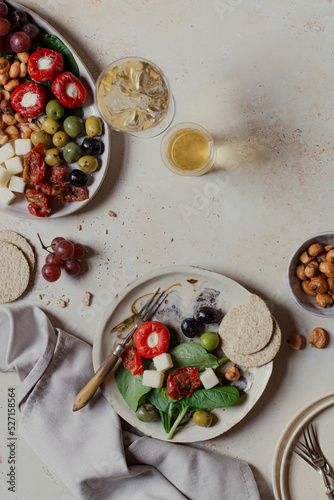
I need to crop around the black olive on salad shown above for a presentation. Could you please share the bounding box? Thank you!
[195,306,219,324]
[69,169,88,187]
[181,318,202,338]
[81,136,104,156]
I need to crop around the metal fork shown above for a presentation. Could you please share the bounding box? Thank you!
[73,288,169,411]
[294,423,334,499]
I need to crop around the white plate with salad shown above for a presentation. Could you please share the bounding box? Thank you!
[93,265,273,442]
[0,0,110,218]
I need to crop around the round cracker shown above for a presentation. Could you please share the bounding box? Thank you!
[223,318,281,367]
[0,230,35,272]
[0,242,30,304]
[219,294,273,355]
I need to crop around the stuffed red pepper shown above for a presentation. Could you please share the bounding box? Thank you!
[28,48,64,82]
[52,71,87,108]
[11,82,48,118]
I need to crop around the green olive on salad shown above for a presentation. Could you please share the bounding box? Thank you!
[42,117,60,135]
[46,99,65,120]
[63,142,82,164]
[53,130,70,148]
[85,115,103,137]
[136,404,158,422]
[78,155,98,173]
[193,411,213,427]
[45,148,63,166]
[64,115,84,138]
[31,130,52,149]
[199,332,219,351]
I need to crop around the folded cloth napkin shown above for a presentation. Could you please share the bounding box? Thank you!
[0,305,260,500]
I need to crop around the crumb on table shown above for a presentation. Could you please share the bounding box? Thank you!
[81,291,92,306]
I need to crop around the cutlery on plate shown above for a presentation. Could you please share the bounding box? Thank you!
[294,423,334,498]
[73,288,169,412]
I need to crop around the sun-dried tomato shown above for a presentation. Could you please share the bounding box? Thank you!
[23,150,45,184]
[166,367,201,401]
[120,345,143,376]
[51,183,88,202]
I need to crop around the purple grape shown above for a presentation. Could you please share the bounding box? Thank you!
[22,23,39,43]
[1,33,14,54]
[64,259,81,276]
[0,2,8,18]
[8,10,29,29]
[10,31,31,52]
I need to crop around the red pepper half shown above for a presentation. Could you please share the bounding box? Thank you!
[52,71,87,109]
[28,48,64,82]
[133,321,170,358]
[11,82,48,118]
[166,367,201,401]
[120,345,143,376]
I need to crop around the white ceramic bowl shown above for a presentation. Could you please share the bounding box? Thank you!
[287,231,334,317]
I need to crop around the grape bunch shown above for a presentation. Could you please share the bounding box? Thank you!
[0,1,40,54]
[39,235,87,283]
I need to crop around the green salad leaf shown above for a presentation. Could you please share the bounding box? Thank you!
[170,342,219,372]
[40,34,80,77]
[115,363,151,412]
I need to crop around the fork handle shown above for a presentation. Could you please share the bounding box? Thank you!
[326,491,334,500]
[72,346,124,412]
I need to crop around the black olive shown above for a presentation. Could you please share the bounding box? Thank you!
[69,169,88,187]
[181,318,202,338]
[195,306,219,324]
[81,137,104,156]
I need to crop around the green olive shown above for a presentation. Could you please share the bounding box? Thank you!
[30,130,52,149]
[135,404,158,422]
[53,131,70,148]
[45,99,65,120]
[193,411,213,427]
[64,116,84,138]
[63,142,82,164]
[42,117,60,135]
[199,332,219,352]
[45,148,63,166]
[78,155,98,173]
[85,116,103,137]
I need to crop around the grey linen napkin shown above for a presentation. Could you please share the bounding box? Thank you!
[0,305,261,500]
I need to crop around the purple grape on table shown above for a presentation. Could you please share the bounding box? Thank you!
[73,243,86,259]
[64,259,81,276]
[22,23,40,43]
[10,31,31,52]
[8,10,29,29]
[0,1,8,18]
[51,236,65,247]
[45,253,64,267]
[54,240,74,260]
[0,18,10,36]
[42,263,61,282]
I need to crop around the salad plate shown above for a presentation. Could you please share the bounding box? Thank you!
[0,0,110,219]
[272,392,334,500]
[93,265,273,442]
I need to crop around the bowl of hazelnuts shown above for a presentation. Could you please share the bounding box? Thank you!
[287,231,334,316]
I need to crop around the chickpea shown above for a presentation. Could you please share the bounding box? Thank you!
[288,334,303,350]
[2,114,16,126]
[4,79,20,91]
[304,261,319,279]
[315,293,333,308]
[296,264,306,281]
[327,278,334,295]
[300,251,312,265]
[319,261,334,277]
[325,244,334,252]
[0,57,10,74]
[301,280,316,297]
[326,249,334,264]
[309,328,327,348]
[8,61,20,79]
[309,277,328,294]
[4,126,19,142]
[316,252,327,263]
[308,243,324,257]
[225,366,240,381]
[17,52,29,63]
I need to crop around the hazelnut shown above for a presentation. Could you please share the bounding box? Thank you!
[308,243,324,257]
[225,366,240,381]
[309,328,327,349]
[288,334,303,350]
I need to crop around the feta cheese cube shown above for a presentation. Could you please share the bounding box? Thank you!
[0,165,12,187]
[8,176,25,193]
[153,353,173,372]
[142,370,164,388]
[0,187,15,205]
[5,156,23,175]
[0,143,15,164]
[199,368,219,390]
[14,139,31,156]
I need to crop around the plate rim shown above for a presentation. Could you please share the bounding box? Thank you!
[0,0,111,219]
[93,264,274,443]
[272,391,334,500]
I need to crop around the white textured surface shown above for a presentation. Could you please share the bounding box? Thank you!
[1,0,334,499]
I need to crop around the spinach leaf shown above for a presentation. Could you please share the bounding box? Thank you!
[170,342,219,371]
[63,106,84,119]
[40,34,80,77]
[184,386,239,410]
[115,363,151,412]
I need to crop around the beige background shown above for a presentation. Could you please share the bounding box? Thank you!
[1,0,334,498]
